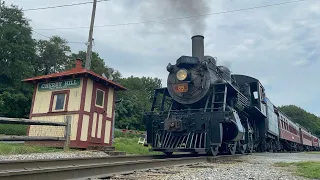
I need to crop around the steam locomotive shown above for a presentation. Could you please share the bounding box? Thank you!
[144,35,320,156]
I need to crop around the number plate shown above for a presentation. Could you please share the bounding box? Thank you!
[174,83,188,92]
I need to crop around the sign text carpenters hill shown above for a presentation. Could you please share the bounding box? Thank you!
[38,79,81,91]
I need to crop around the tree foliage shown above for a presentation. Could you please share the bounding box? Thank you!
[34,36,71,76]
[279,105,320,136]
[0,4,35,117]
[68,51,122,82]
[115,76,162,130]
[0,4,35,89]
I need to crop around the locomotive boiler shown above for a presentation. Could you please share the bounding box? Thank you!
[144,35,255,155]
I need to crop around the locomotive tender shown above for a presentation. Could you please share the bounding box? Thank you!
[144,35,320,155]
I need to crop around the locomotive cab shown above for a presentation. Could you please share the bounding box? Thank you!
[232,75,267,116]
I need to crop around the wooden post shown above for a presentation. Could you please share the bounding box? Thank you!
[112,109,115,143]
[85,0,97,70]
[0,117,66,126]
[63,116,72,151]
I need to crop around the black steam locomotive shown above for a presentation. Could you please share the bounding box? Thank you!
[144,35,319,156]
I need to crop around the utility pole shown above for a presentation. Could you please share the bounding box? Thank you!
[85,0,97,70]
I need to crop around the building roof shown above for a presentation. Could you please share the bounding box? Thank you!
[22,59,127,91]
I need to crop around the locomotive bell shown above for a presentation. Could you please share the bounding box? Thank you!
[167,63,173,72]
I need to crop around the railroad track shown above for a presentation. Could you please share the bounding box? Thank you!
[0,154,245,180]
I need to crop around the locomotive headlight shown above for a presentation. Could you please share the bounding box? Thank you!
[176,69,188,81]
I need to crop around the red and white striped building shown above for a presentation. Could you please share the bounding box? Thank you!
[23,59,126,148]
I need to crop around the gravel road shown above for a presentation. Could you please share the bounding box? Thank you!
[110,152,320,180]
[0,150,109,161]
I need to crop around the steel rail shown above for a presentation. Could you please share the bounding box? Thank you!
[0,156,206,180]
[0,154,242,180]
[0,153,202,171]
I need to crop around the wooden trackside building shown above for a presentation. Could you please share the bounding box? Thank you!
[22,59,126,148]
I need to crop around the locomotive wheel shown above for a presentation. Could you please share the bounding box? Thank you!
[246,139,254,153]
[237,141,247,154]
[207,145,219,156]
[246,132,254,153]
[228,142,237,155]
[246,143,254,153]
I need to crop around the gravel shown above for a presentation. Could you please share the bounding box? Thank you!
[110,152,320,180]
[1,150,319,179]
[0,150,109,161]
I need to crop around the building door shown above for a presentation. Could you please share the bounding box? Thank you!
[90,83,108,144]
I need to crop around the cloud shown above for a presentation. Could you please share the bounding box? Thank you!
[293,59,309,66]
[4,0,320,115]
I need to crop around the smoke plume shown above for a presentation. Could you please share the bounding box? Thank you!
[140,0,211,35]
[220,60,232,69]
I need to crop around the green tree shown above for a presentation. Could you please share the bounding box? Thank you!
[279,105,320,136]
[0,91,32,117]
[0,3,35,89]
[0,3,36,117]
[34,36,71,76]
[68,51,122,82]
[115,76,162,130]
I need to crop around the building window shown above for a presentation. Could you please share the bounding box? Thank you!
[253,91,258,99]
[96,89,104,107]
[49,90,69,112]
[55,93,66,110]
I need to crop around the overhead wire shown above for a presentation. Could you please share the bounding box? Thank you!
[29,0,310,45]
[34,0,309,31]
[32,30,86,44]
[32,30,50,39]
[23,0,110,12]
[23,0,110,43]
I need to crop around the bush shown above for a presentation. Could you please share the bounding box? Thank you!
[0,124,27,135]
[114,130,144,138]
[113,137,160,155]
[0,143,63,155]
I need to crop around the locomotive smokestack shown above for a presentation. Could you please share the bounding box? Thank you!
[191,35,204,62]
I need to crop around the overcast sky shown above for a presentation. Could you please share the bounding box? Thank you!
[4,0,320,115]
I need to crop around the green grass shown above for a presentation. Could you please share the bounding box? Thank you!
[0,143,65,155]
[0,128,155,155]
[0,124,27,136]
[113,137,161,155]
[0,137,157,156]
[274,161,320,179]
[305,151,320,154]
[114,130,144,139]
